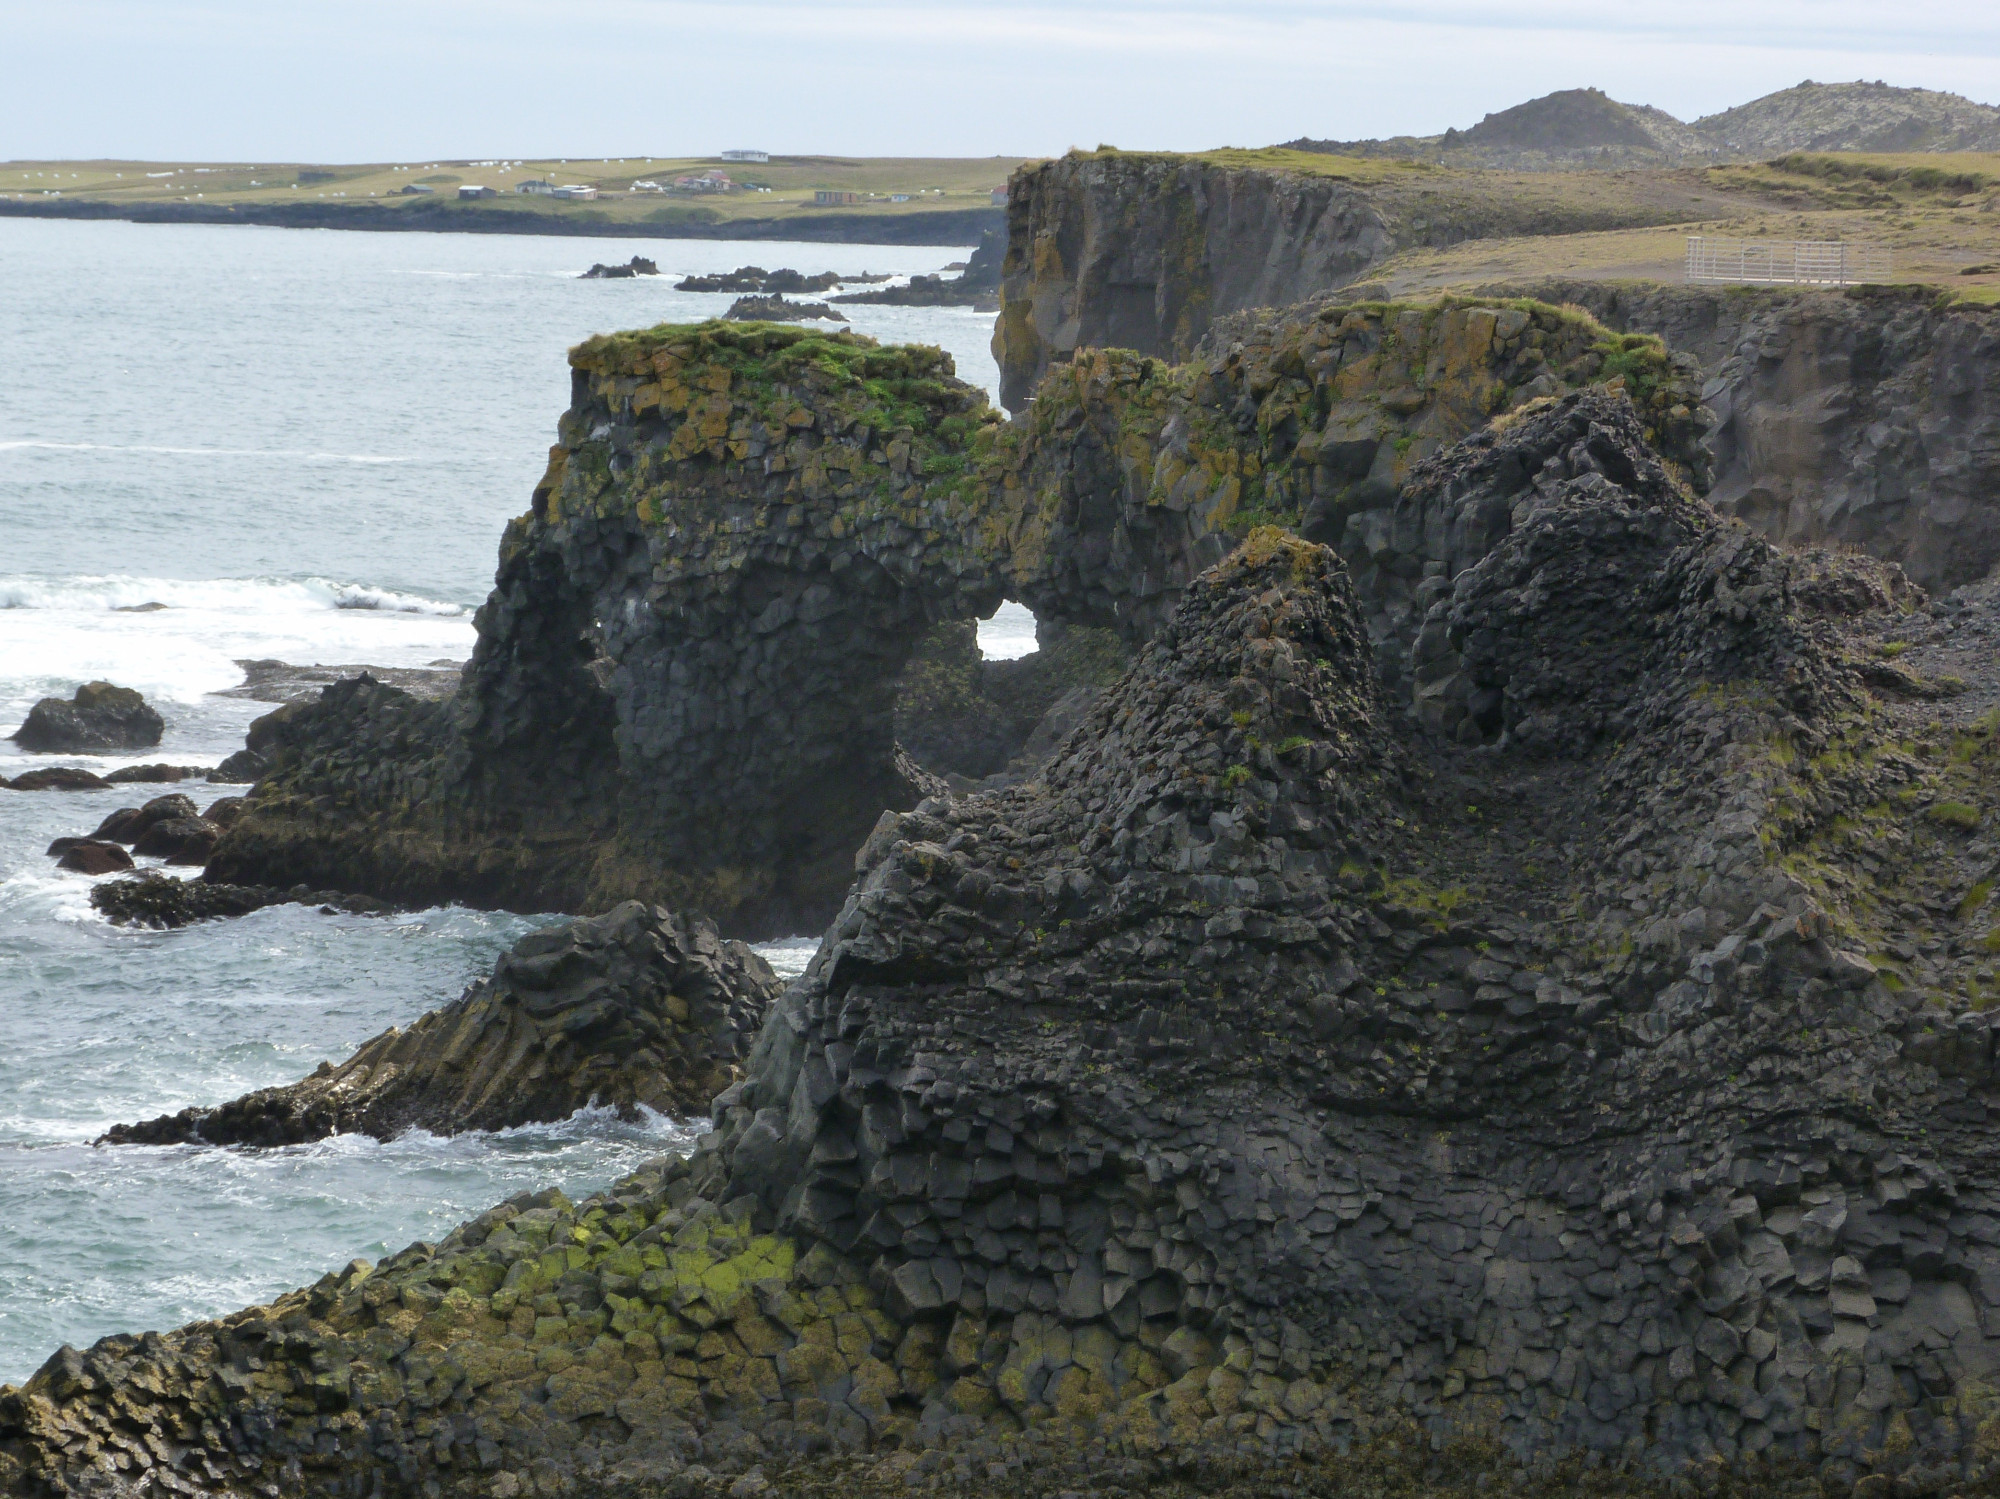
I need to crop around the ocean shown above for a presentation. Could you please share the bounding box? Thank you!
[0,216,1027,1385]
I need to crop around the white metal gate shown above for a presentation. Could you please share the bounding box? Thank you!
[1685,236,1891,286]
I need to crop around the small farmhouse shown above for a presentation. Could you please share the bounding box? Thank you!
[457,185,496,200]
[813,189,861,206]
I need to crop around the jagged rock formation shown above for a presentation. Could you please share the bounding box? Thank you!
[9,681,162,752]
[101,901,777,1147]
[203,306,1689,935]
[994,150,2000,592]
[580,257,660,280]
[23,400,2000,1493]
[676,268,843,294]
[1498,280,2000,592]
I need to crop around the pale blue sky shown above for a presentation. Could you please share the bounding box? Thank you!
[3,0,1996,161]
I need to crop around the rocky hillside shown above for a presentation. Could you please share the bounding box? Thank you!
[18,395,2000,1495]
[202,303,1696,935]
[1696,81,2000,157]
[1285,81,2000,168]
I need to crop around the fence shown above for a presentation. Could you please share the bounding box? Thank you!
[1685,236,1891,287]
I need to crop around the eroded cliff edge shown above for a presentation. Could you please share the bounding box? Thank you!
[17,398,2000,1495]
[206,300,1695,937]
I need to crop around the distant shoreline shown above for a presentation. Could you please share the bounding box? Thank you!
[0,197,1001,246]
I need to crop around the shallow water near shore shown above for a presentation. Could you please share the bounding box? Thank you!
[0,218,1013,1385]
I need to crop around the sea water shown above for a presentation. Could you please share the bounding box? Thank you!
[0,217,1018,1384]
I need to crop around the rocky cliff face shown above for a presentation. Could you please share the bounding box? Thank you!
[22,400,2000,1495]
[208,304,1674,936]
[1506,281,2000,592]
[100,902,776,1147]
[990,152,1720,411]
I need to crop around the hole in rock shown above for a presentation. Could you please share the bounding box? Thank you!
[977,599,1039,661]
[893,602,1129,789]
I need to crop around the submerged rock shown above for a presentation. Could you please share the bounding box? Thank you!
[4,767,110,791]
[9,681,163,752]
[103,763,212,784]
[102,900,777,1146]
[88,872,388,928]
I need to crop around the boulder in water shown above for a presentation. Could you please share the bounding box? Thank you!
[104,764,211,784]
[10,681,163,752]
[54,840,135,875]
[6,767,111,791]
[92,793,198,845]
[88,872,388,928]
[100,900,776,1145]
[131,815,221,865]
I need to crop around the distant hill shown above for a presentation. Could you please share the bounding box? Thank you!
[1283,81,2000,170]
[1692,81,2000,156]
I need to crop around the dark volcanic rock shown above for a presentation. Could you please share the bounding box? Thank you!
[130,815,221,865]
[580,255,660,279]
[30,399,2000,1493]
[91,793,198,845]
[103,900,777,1147]
[202,311,1656,937]
[5,767,111,791]
[54,840,134,875]
[676,265,842,293]
[88,873,387,928]
[723,293,846,323]
[103,763,211,784]
[207,747,268,783]
[10,681,163,752]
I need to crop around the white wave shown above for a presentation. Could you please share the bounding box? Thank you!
[0,574,466,617]
[0,439,417,464]
[0,574,477,712]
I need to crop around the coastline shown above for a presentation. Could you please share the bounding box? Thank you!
[0,196,1002,245]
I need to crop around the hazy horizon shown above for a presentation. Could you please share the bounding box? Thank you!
[2,1,1995,162]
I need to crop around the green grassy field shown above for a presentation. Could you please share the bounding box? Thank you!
[0,154,1028,230]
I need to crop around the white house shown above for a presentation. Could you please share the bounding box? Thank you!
[552,185,599,201]
[516,179,555,195]
[720,150,769,163]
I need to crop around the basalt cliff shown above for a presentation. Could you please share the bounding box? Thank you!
[23,381,2000,1495]
[992,154,2000,593]
[205,298,1694,938]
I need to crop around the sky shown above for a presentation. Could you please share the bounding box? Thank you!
[2,0,1997,162]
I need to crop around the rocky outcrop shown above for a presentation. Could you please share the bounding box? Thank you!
[204,305,1683,936]
[833,229,1004,310]
[676,268,843,294]
[1501,280,2000,592]
[4,768,110,791]
[10,681,162,752]
[101,901,777,1147]
[49,840,133,875]
[88,873,391,928]
[26,401,2000,1491]
[581,257,660,279]
[724,296,846,323]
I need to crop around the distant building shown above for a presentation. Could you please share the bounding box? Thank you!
[674,171,732,193]
[630,180,664,193]
[890,193,910,202]
[990,186,1009,205]
[516,179,555,195]
[457,185,496,200]
[552,185,599,200]
[720,150,769,163]
[400,184,435,195]
[814,189,860,206]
